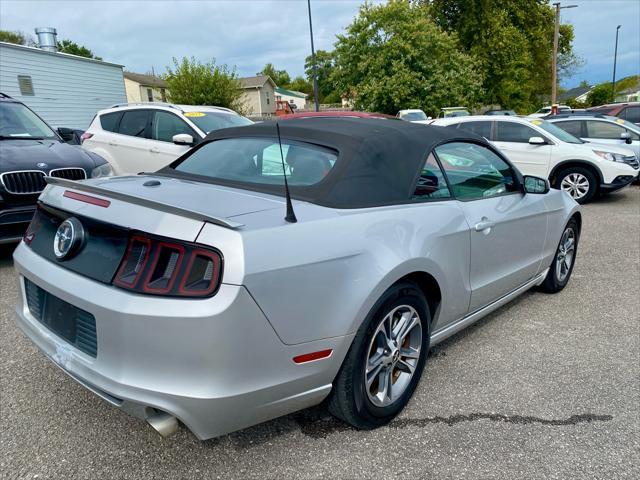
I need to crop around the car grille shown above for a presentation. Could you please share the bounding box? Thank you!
[0,171,47,194]
[24,278,98,358]
[622,155,639,170]
[49,168,87,181]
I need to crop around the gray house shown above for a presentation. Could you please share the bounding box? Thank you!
[0,31,126,129]
[239,75,276,117]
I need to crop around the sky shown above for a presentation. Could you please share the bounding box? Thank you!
[0,0,638,89]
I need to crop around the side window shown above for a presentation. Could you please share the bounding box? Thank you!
[495,122,539,143]
[435,142,518,200]
[555,120,583,138]
[118,110,149,137]
[99,112,122,132]
[622,106,640,124]
[586,120,626,139]
[456,121,492,139]
[151,111,196,142]
[412,153,451,200]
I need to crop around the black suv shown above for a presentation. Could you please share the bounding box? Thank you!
[0,94,112,244]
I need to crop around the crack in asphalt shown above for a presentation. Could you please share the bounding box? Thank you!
[293,412,613,439]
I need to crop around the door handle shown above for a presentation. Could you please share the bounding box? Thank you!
[149,147,160,153]
[474,217,495,232]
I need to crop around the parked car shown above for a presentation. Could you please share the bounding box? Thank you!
[277,111,396,120]
[438,107,470,118]
[82,103,252,174]
[0,93,111,244]
[432,115,639,203]
[396,109,431,123]
[484,109,517,116]
[546,113,640,159]
[588,102,640,126]
[528,105,571,118]
[15,118,581,440]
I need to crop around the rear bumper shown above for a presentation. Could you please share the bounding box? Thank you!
[13,243,351,439]
[0,205,35,244]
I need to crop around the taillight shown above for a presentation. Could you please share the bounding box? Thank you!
[113,233,222,298]
[80,132,93,144]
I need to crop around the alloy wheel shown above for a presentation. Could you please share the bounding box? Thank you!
[556,227,576,282]
[364,305,422,408]
[560,173,590,200]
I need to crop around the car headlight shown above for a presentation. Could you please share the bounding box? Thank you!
[593,150,626,162]
[90,163,114,178]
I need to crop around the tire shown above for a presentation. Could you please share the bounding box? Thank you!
[554,167,597,204]
[328,282,430,429]
[539,218,579,293]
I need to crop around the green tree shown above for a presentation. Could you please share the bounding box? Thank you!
[257,63,291,87]
[428,0,581,112]
[286,76,314,96]
[57,39,102,60]
[586,83,614,106]
[164,57,244,111]
[331,1,483,115]
[0,30,35,46]
[305,50,337,101]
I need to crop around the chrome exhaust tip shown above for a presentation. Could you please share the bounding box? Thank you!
[146,408,178,437]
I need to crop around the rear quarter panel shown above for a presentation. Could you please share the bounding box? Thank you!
[215,200,472,345]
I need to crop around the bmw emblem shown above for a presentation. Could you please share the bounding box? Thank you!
[53,217,85,260]
[36,162,48,169]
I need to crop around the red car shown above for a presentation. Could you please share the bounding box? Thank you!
[277,111,397,120]
[588,102,640,126]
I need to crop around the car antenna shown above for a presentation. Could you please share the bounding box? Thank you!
[276,122,297,223]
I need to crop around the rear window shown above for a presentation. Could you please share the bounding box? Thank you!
[173,137,337,186]
[99,112,122,132]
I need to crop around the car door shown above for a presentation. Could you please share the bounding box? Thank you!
[435,141,548,312]
[493,121,552,177]
[113,109,155,174]
[149,110,198,169]
[583,119,640,157]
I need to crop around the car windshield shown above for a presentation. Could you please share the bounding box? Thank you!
[610,117,640,132]
[183,111,252,134]
[446,110,470,117]
[402,111,427,121]
[172,137,337,186]
[0,102,58,139]
[529,118,584,144]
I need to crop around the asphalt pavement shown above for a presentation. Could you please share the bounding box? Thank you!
[1,187,639,479]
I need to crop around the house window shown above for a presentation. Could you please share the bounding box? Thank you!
[160,88,167,102]
[17,75,34,96]
[266,90,270,105]
[147,88,154,102]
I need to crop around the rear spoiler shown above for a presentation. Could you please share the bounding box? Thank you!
[44,176,244,229]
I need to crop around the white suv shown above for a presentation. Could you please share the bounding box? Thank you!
[82,103,252,175]
[431,116,639,203]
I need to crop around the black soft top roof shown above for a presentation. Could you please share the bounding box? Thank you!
[168,117,487,208]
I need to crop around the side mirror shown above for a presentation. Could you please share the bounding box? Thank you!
[172,133,194,146]
[620,132,632,144]
[528,136,547,145]
[523,175,550,194]
[57,127,81,144]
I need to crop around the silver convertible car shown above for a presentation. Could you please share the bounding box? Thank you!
[13,118,581,439]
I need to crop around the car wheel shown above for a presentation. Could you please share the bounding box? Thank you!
[540,218,579,293]
[328,282,430,429]
[555,167,597,204]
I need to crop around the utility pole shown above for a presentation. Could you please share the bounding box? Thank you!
[551,3,577,106]
[307,0,320,112]
[612,25,622,101]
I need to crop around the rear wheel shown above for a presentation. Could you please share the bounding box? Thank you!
[329,282,430,429]
[540,218,579,293]
[555,167,597,204]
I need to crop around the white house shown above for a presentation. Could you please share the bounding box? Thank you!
[0,29,126,129]
[124,71,168,103]
[239,75,276,117]
[274,86,309,111]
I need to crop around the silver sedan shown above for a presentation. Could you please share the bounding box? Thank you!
[13,118,581,439]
